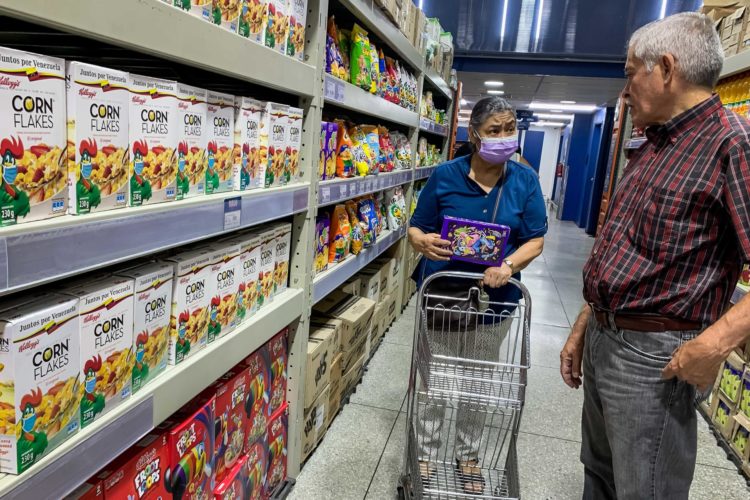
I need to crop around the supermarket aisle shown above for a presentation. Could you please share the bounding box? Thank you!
[290,217,750,499]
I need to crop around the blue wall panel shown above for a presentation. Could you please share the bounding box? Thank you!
[561,113,593,221]
[523,130,545,173]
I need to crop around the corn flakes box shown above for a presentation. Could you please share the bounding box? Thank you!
[176,83,208,200]
[62,276,134,429]
[270,222,292,296]
[261,102,288,188]
[102,421,171,499]
[0,294,80,474]
[233,96,264,191]
[117,262,174,393]
[174,0,214,22]
[212,0,242,31]
[204,242,241,342]
[286,0,307,61]
[244,437,267,500]
[258,226,277,308]
[210,369,249,483]
[206,90,235,195]
[243,348,270,449]
[263,0,289,55]
[66,62,129,215]
[0,47,67,226]
[221,231,262,325]
[264,405,287,496]
[266,328,287,415]
[285,106,303,184]
[238,0,269,43]
[214,454,248,500]
[166,397,216,500]
[128,75,178,206]
[164,249,212,364]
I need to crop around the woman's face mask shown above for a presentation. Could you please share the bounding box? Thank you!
[474,131,519,165]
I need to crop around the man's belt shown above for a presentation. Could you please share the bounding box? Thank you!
[591,306,703,333]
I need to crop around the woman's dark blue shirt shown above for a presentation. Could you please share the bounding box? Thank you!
[410,154,548,304]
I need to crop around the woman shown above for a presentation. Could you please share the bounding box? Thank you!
[408,96,547,494]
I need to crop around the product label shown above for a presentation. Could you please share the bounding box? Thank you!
[205,91,235,194]
[176,84,208,199]
[168,252,211,364]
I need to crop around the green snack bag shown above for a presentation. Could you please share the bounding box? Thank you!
[351,24,372,90]
[369,43,379,94]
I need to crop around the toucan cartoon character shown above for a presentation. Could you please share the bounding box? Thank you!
[76,138,102,211]
[177,141,190,196]
[177,310,192,359]
[130,139,152,204]
[206,141,220,193]
[0,136,30,222]
[80,355,106,425]
[17,388,48,471]
[132,331,150,391]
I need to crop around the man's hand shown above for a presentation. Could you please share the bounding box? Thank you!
[560,305,591,389]
[481,264,512,288]
[662,334,726,391]
[414,233,452,262]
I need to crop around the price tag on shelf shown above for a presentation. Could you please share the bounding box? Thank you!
[324,75,345,104]
[224,197,241,230]
[321,186,331,204]
[341,183,349,197]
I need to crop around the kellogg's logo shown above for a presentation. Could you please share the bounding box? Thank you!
[78,88,97,99]
[0,76,19,90]
[18,338,39,353]
[132,95,147,105]
[84,312,102,323]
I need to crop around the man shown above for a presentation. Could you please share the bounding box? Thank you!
[559,12,750,499]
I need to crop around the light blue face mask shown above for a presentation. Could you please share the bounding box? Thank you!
[136,346,145,364]
[134,159,144,176]
[208,155,215,169]
[211,307,218,322]
[179,324,187,339]
[22,412,36,433]
[81,159,93,179]
[85,376,96,394]
[3,156,17,184]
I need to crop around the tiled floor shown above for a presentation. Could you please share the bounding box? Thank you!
[290,217,750,499]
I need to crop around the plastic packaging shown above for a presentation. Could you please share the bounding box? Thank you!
[378,126,396,172]
[328,205,351,263]
[351,24,372,90]
[357,197,378,247]
[369,43,380,95]
[314,215,330,273]
[361,125,380,175]
[348,125,373,177]
[335,120,355,177]
[345,200,365,254]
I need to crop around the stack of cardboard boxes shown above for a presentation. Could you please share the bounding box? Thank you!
[702,1,750,56]
[709,341,750,475]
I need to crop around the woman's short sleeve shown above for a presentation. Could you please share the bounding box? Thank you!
[519,173,548,242]
[410,172,440,233]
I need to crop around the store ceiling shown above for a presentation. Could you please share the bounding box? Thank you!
[457,71,625,114]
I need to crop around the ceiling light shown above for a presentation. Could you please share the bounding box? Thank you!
[536,121,566,127]
[484,81,504,87]
[487,90,505,95]
[560,100,577,104]
[529,102,597,112]
[534,113,574,121]
[550,110,564,113]
[460,98,468,105]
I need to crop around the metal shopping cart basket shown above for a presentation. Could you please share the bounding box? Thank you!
[398,271,531,500]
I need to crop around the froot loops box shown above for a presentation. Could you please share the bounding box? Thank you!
[243,348,270,449]
[244,437,268,500]
[266,329,287,416]
[166,397,216,500]
[211,369,249,483]
[264,406,288,497]
[440,216,511,267]
[213,454,247,500]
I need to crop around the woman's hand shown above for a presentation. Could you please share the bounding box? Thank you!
[413,233,452,261]
[481,264,512,288]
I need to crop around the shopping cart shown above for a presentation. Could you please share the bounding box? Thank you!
[398,271,531,500]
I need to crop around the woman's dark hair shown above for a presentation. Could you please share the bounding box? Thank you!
[469,96,515,130]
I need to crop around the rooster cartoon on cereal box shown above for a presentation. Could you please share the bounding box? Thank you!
[1,136,31,223]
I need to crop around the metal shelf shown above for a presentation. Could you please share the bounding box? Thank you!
[0,288,304,499]
[721,50,750,79]
[419,117,449,137]
[732,284,749,304]
[423,68,453,100]
[0,0,319,97]
[0,184,309,296]
[414,165,438,180]
[337,0,423,71]
[318,170,413,206]
[324,75,419,127]
[312,227,406,303]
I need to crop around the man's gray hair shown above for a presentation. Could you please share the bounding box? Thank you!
[469,96,515,129]
[628,12,723,89]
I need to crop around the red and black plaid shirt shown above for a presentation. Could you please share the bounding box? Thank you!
[583,95,750,324]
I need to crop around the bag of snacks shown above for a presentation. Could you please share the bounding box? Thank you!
[348,125,373,177]
[379,191,389,230]
[357,197,378,246]
[378,126,396,172]
[338,29,352,80]
[372,195,384,235]
[386,187,407,229]
[391,131,412,170]
[378,48,387,97]
[369,43,380,95]
[418,137,428,168]
[351,24,372,90]
[385,57,399,105]
[315,215,330,274]
[345,201,365,254]
[361,125,380,175]
[328,204,351,263]
[335,120,354,177]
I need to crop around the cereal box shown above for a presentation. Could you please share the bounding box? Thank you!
[264,0,289,54]
[285,106,303,184]
[164,249,212,364]
[260,102,288,188]
[222,231,262,325]
[117,262,174,393]
[244,437,268,500]
[206,90,235,195]
[212,0,242,31]
[102,422,171,499]
[257,226,277,308]
[0,294,80,474]
[286,0,308,61]
[128,74,178,206]
[271,222,292,296]
[238,0,268,43]
[243,348,270,448]
[176,83,208,199]
[204,242,241,342]
[67,477,104,499]
[0,47,67,226]
[233,97,264,191]
[66,62,129,215]
[267,329,288,415]
[211,369,249,483]
[63,276,135,428]
[213,454,248,500]
[174,0,214,22]
[265,406,288,496]
[166,397,216,500]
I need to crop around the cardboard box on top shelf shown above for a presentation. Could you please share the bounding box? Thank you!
[741,31,750,52]
[412,8,426,50]
[300,385,330,462]
[343,353,366,393]
[313,290,375,350]
[712,389,739,439]
[729,412,750,468]
[724,31,742,47]
[305,324,335,409]
[359,267,381,303]
[310,316,343,354]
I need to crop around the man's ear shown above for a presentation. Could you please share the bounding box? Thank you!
[661,54,676,85]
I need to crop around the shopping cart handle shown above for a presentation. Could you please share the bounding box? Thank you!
[419,270,522,292]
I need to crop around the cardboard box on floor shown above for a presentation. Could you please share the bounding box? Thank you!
[372,299,387,342]
[358,267,381,303]
[729,412,750,475]
[342,276,362,296]
[304,325,335,409]
[310,317,343,354]
[327,352,343,425]
[716,351,745,405]
[342,329,368,375]
[343,353,366,393]
[373,257,398,295]
[385,292,398,327]
[313,290,375,351]
[300,385,330,462]
[711,389,738,440]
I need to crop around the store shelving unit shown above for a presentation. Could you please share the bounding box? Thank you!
[419,117,450,137]
[0,0,453,494]
[721,50,750,79]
